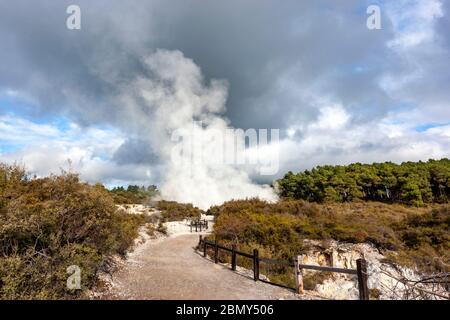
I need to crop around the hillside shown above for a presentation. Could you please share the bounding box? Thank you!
[208,199,449,291]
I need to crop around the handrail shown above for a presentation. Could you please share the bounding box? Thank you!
[201,239,253,258]
[198,235,370,300]
[189,219,208,232]
[296,264,358,275]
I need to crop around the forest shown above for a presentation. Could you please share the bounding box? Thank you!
[277,159,450,206]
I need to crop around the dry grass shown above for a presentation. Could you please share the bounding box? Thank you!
[211,198,449,285]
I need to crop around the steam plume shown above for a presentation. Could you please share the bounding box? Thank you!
[117,49,277,209]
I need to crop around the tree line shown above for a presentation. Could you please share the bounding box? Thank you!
[277,159,450,206]
[109,184,159,204]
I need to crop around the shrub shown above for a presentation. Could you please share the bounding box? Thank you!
[157,221,168,235]
[391,205,450,272]
[108,185,159,204]
[156,200,203,221]
[0,165,145,299]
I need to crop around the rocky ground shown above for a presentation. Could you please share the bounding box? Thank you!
[298,240,448,300]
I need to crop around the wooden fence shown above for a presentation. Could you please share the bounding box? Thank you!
[198,235,369,300]
[294,255,369,300]
[199,236,258,280]
[190,219,209,232]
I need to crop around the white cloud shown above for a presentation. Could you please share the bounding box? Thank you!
[379,0,450,125]
[310,104,350,131]
[0,113,152,186]
[268,104,450,176]
[387,0,444,49]
[0,114,60,143]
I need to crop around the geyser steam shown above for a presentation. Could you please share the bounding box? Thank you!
[117,49,277,209]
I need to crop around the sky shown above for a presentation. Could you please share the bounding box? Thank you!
[0,0,449,199]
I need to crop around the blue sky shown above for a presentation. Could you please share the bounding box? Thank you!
[415,123,450,132]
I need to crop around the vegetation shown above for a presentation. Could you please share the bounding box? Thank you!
[109,185,159,204]
[277,159,450,206]
[210,199,449,287]
[392,205,450,273]
[145,220,168,237]
[2,157,448,297]
[0,164,145,299]
[156,200,203,222]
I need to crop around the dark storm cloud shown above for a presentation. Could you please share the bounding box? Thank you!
[147,0,396,129]
[0,0,395,128]
[113,138,160,165]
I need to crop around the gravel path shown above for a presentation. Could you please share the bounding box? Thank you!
[103,233,301,300]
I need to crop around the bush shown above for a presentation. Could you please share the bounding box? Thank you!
[391,205,450,272]
[108,185,159,204]
[211,199,449,287]
[0,164,145,299]
[156,200,203,221]
[157,221,168,235]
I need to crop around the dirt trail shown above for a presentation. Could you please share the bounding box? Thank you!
[102,232,301,300]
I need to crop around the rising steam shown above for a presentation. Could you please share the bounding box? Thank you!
[116,49,277,209]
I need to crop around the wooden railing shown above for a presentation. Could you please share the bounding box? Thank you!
[198,235,370,300]
[189,219,208,232]
[199,236,259,280]
[294,255,369,300]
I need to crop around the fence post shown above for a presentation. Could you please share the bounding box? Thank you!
[356,259,369,300]
[195,223,198,232]
[199,235,202,247]
[203,240,207,257]
[294,255,304,294]
[214,240,219,264]
[200,222,202,232]
[231,244,237,271]
[253,249,259,281]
